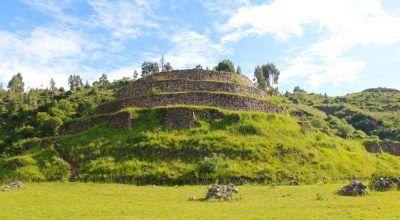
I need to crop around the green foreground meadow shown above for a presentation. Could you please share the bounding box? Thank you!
[1,183,400,219]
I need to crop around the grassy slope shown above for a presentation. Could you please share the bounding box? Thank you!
[2,89,399,184]
[0,144,70,182]
[55,106,400,184]
[1,182,400,219]
[345,88,400,112]
[283,89,400,141]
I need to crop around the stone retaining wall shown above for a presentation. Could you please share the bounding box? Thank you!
[60,115,108,135]
[137,69,254,87]
[158,108,199,129]
[96,92,283,114]
[108,111,132,129]
[116,79,265,99]
[365,141,400,156]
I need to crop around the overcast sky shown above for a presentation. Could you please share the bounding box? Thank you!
[0,0,400,95]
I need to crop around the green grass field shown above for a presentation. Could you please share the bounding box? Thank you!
[1,183,400,219]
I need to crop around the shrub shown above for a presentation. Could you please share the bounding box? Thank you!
[198,153,228,177]
[16,126,35,139]
[238,125,262,135]
[310,117,328,129]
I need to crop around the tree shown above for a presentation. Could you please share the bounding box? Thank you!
[164,62,173,72]
[99,74,109,86]
[253,63,280,92]
[215,59,235,72]
[253,66,266,90]
[58,99,74,116]
[236,66,242,74]
[293,86,306,93]
[8,73,24,95]
[8,73,25,112]
[93,73,109,88]
[50,78,56,91]
[36,112,63,136]
[68,74,83,91]
[133,70,139,80]
[141,61,159,77]
[26,89,39,109]
[195,64,203,70]
[0,84,6,113]
[112,77,132,88]
[49,78,57,100]
[85,80,91,89]
[68,75,74,91]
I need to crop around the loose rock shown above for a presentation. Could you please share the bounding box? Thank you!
[206,183,239,201]
[339,180,367,196]
[370,177,400,191]
[290,179,300,185]
[3,181,24,192]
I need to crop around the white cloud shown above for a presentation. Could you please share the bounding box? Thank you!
[0,27,97,89]
[199,0,250,15]
[20,0,71,13]
[87,0,159,39]
[165,31,227,69]
[20,0,82,25]
[221,0,400,89]
[107,66,141,81]
[1,0,165,89]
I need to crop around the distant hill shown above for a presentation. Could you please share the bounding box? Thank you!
[362,87,399,93]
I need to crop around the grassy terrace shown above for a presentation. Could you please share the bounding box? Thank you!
[129,91,266,100]
[1,182,400,219]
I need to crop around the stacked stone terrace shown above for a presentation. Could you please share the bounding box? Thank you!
[96,69,282,114]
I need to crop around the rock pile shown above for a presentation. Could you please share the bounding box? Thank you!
[206,183,239,201]
[3,181,24,192]
[338,180,367,196]
[370,177,400,191]
[290,179,300,185]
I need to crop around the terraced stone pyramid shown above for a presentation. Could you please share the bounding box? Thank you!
[96,69,282,114]
[61,69,282,133]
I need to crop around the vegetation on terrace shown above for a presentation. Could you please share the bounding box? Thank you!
[0,60,399,185]
[2,106,400,184]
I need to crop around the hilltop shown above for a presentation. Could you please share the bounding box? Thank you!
[0,70,399,185]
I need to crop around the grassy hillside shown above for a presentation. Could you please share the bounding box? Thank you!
[2,182,400,219]
[4,106,399,184]
[283,88,400,142]
[1,71,400,185]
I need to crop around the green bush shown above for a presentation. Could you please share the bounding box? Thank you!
[198,153,228,177]
[238,125,262,135]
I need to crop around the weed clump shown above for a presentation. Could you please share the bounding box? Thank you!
[315,193,324,201]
